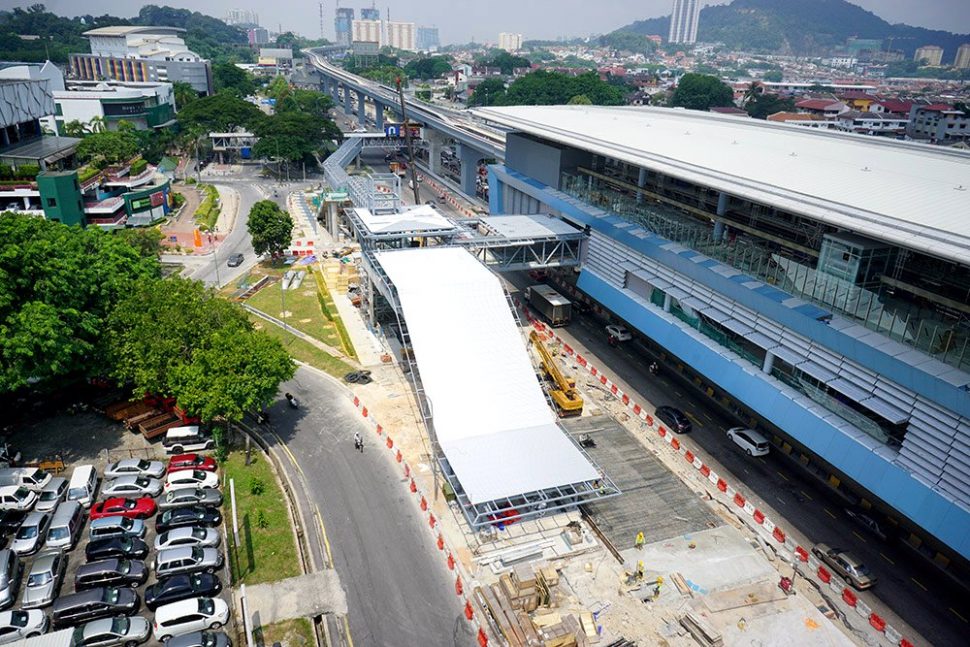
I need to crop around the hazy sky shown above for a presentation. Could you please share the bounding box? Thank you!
[21,0,970,44]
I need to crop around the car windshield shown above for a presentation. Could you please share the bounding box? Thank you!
[191,547,204,560]
[105,588,120,604]
[134,477,149,488]
[136,460,150,471]
[198,598,214,614]
[10,611,27,627]
[110,617,129,634]
[203,634,216,647]
[852,562,871,575]
[192,471,206,480]
[27,570,52,587]
[120,518,133,530]
[48,527,69,540]
[39,490,57,501]
[14,487,29,500]
[192,528,206,540]
[120,537,133,550]
[15,525,37,539]
[118,560,131,575]
[69,487,86,499]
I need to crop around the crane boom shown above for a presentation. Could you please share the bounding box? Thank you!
[529,330,583,417]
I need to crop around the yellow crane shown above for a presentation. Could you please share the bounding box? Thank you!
[529,330,584,417]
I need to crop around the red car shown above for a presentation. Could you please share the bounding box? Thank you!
[90,496,157,520]
[167,454,217,474]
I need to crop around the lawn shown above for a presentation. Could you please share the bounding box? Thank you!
[223,451,301,585]
[242,266,344,350]
[254,618,315,647]
[250,315,355,378]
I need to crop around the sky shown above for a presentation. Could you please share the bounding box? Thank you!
[21,0,970,44]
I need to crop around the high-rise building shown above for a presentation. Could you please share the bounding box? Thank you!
[953,43,970,69]
[668,0,700,45]
[914,45,944,66]
[417,26,440,52]
[225,9,258,27]
[335,7,355,47]
[360,6,380,21]
[498,33,523,52]
[386,21,416,52]
[247,27,269,46]
[352,20,382,47]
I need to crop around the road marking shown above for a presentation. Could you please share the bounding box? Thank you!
[343,614,356,647]
[272,432,306,478]
[703,412,714,423]
[674,390,683,398]
[776,497,786,506]
[776,470,789,482]
[316,507,335,568]
[824,508,837,519]
[852,531,867,543]
[911,578,928,592]
[758,457,767,465]
[950,607,968,623]
[799,490,813,501]
[879,552,895,565]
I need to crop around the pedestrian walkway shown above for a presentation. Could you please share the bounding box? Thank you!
[237,571,347,627]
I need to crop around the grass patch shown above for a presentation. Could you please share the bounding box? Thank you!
[194,184,221,231]
[253,618,315,647]
[246,269,343,349]
[250,314,354,378]
[223,451,301,585]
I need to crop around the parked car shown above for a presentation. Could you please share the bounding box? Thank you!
[144,574,222,612]
[0,610,48,644]
[12,512,51,555]
[844,508,889,542]
[0,551,21,610]
[164,472,218,494]
[152,598,229,642]
[88,517,146,542]
[75,558,148,590]
[0,512,25,536]
[101,476,162,499]
[52,587,139,628]
[21,550,66,609]
[605,324,632,342]
[654,405,692,433]
[812,543,877,590]
[165,630,231,647]
[85,537,150,562]
[90,498,156,521]
[162,428,215,456]
[226,254,244,268]
[158,489,223,512]
[72,616,150,647]
[35,477,68,513]
[153,547,222,578]
[155,528,220,552]
[104,460,165,481]
[156,508,221,534]
[726,427,771,457]
[0,486,37,512]
[167,456,216,475]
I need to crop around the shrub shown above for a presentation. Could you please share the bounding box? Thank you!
[130,158,148,176]
[249,476,266,496]
[254,509,269,529]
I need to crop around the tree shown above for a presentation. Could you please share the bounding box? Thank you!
[251,111,337,164]
[172,81,199,110]
[600,31,657,54]
[247,200,293,259]
[467,78,508,107]
[568,94,593,105]
[404,56,453,80]
[116,227,164,257]
[762,69,783,82]
[61,120,87,137]
[669,73,735,111]
[480,50,531,74]
[175,91,263,134]
[212,62,255,96]
[745,92,795,119]
[75,130,139,167]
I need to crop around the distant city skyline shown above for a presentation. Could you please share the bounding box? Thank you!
[32,0,970,45]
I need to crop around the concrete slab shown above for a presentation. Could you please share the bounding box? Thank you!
[705,598,854,647]
[241,571,348,626]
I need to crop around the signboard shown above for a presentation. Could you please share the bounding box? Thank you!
[384,123,423,139]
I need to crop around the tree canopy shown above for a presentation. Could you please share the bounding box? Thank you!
[246,200,293,258]
[468,70,626,107]
[479,50,531,74]
[75,130,140,167]
[404,56,453,80]
[745,92,795,119]
[600,31,657,54]
[212,62,256,96]
[669,73,735,111]
[175,91,263,134]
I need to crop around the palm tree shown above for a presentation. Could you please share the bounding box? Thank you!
[87,116,106,134]
[741,82,762,107]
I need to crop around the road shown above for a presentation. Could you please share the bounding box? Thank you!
[265,367,471,647]
[506,273,968,647]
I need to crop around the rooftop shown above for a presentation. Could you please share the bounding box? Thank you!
[476,105,970,266]
[83,26,185,37]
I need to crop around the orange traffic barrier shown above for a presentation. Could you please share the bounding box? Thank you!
[842,588,858,607]
[733,493,746,507]
[395,450,402,463]
[420,497,427,511]
[429,513,436,528]
[386,437,393,448]
[455,575,463,596]
[464,600,474,620]
[477,628,488,647]
[753,509,765,524]
[409,479,416,493]
[671,438,680,451]
[437,534,444,550]
[869,613,886,632]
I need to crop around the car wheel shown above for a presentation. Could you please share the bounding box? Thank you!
[130,581,139,588]
[205,566,215,573]
[211,622,223,630]
[160,636,171,643]
[126,641,138,647]
[745,448,752,456]
[172,446,183,454]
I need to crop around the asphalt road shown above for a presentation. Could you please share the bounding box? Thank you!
[264,367,471,647]
[506,273,968,647]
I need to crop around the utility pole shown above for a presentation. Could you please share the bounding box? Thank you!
[396,77,421,204]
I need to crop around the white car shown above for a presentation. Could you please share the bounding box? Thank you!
[155,527,221,551]
[164,471,219,494]
[35,477,68,513]
[152,597,229,641]
[11,512,51,556]
[605,324,632,342]
[101,476,163,499]
[0,609,48,644]
[104,459,165,480]
[727,427,771,457]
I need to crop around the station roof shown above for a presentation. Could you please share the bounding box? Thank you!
[83,26,185,37]
[482,214,584,239]
[353,205,455,236]
[475,105,970,266]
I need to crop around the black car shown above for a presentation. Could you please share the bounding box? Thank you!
[52,586,139,628]
[655,405,692,433]
[144,573,222,612]
[0,510,26,535]
[75,558,148,590]
[156,507,222,534]
[166,631,232,647]
[226,253,244,268]
[85,537,149,562]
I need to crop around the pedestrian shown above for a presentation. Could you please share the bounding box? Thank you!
[353,431,363,453]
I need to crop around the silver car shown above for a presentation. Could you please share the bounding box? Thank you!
[21,550,66,609]
[72,616,150,647]
[0,609,48,644]
[155,528,221,552]
[104,459,165,481]
[12,512,51,556]
[89,517,146,542]
[35,477,68,513]
[158,489,223,511]
[0,551,21,610]
[101,476,162,499]
[153,547,223,578]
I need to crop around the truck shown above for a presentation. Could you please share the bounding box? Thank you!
[525,285,572,327]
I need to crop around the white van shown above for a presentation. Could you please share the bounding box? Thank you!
[67,465,98,508]
[46,501,85,551]
[0,468,51,492]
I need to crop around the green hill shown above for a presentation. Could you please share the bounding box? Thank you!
[617,0,970,63]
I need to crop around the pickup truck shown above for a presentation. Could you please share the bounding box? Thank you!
[812,543,877,590]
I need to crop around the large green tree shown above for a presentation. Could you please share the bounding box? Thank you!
[75,130,139,167]
[212,62,255,96]
[480,50,531,74]
[745,92,795,119]
[252,112,339,163]
[669,73,735,111]
[404,56,453,80]
[246,200,293,258]
[175,91,263,134]
[466,78,508,107]
[172,81,199,111]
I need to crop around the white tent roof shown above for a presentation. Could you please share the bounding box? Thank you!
[376,247,599,504]
[354,205,456,236]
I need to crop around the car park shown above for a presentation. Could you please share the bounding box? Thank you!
[166,456,216,475]
[605,324,632,342]
[163,472,218,494]
[89,517,146,542]
[144,574,222,612]
[156,509,221,534]
[726,427,771,457]
[75,558,147,590]
[90,498,156,521]
[104,460,165,481]
[52,586,139,628]
[153,546,222,578]
[45,501,85,551]
[0,486,37,512]
[12,511,51,555]
[654,405,692,433]
[152,598,229,641]
[0,551,22,610]
[165,630,231,647]
[102,476,162,499]
[812,543,877,590]
[0,609,48,644]
[154,528,220,552]
[158,489,222,512]
[71,616,150,647]
[21,550,66,609]
[86,537,150,562]
[162,428,215,456]
[35,477,68,512]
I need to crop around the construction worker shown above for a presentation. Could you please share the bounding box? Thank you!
[635,531,645,550]
[353,431,363,453]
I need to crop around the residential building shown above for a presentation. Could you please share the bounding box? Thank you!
[225,9,258,27]
[352,20,383,48]
[794,98,847,119]
[417,26,440,52]
[668,0,700,45]
[760,82,876,96]
[766,112,832,129]
[955,43,970,69]
[247,27,270,46]
[69,26,212,94]
[914,45,944,66]
[335,7,355,47]
[360,6,380,21]
[871,99,913,118]
[834,111,908,138]
[838,90,880,112]
[479,104,970,580]
[387,21,416,52]
[907,104,970,144]
[47,80,176,134]
[498,33,523,53]
[824,57,858,69]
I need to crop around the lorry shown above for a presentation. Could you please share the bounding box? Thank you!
[525,285,572,327]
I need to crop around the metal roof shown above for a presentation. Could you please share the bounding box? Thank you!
[83,26,186,37]
[476,105,970,266]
